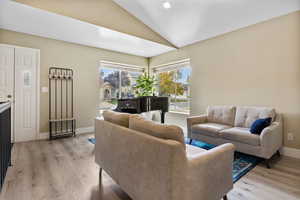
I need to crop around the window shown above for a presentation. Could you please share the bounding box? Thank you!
[99,61,143,110]
[154,60,191,114]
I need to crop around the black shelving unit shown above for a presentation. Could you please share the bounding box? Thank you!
[49,67,76,139]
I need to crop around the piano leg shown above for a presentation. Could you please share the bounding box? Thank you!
[161,111,165,124]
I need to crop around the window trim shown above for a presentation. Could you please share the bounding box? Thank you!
[152,58,190,73]
[99,60,145,72]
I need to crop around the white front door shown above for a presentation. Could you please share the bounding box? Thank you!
[14,47,38,142]
[0,46,15,141]
[0,46,14,102]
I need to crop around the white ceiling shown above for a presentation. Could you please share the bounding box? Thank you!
[0,0,175,57]
[114,0,300,48]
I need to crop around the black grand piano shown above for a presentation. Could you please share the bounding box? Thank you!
[115,96,169,123]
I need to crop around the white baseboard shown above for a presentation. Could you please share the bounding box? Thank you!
[77,126,95,134]
[38,126,95,140]
[281,147,300,159]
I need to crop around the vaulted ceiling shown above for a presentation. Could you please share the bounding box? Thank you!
[1,0,174,57]
[13,0,173,47]
[114,0,300,48]
[2,0,300,57]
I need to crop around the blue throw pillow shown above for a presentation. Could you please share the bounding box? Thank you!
[250,118,272,135]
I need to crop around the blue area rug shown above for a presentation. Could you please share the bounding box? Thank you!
[88,138,96,144]
[88,137,262,183]
[185,138,262,182]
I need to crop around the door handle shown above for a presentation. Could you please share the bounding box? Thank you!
[7,95,12,98]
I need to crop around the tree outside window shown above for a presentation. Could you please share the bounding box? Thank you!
[156,66,191,113]
[99,67,142,110]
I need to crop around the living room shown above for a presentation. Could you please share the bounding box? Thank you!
[0,0,299,200]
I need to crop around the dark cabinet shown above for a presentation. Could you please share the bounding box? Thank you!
[0,104,11,191]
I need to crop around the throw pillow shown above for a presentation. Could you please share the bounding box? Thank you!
[250,117,272,135]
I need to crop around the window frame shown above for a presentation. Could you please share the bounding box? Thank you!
[152,59,191,114]
[98,61,145,111]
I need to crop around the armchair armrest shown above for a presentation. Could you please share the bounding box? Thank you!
[187,115,207,138]
[186,143,235,200]
[260,114,283,158]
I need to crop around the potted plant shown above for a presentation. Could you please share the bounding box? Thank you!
[134,73,156,97]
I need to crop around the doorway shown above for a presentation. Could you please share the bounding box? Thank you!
[0,44,40,142]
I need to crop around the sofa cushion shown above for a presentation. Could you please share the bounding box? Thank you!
[220,127,260,146]
[129,115,185,149]
[207,106,236,126]
[234,106,276,128]
[102,110,130,127]
[191,123,232,137]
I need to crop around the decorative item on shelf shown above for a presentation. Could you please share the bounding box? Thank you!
[48,67,76,140]
[134,73,156,97]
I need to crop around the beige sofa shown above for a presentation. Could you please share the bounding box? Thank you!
[187,106,283,168]
[95,111,235,200]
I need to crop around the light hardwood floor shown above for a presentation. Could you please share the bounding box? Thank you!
[1,133,300,200]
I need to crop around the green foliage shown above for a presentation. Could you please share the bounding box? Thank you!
[158,71,184,96]
[134,73,156,96]
[103,71,131,88]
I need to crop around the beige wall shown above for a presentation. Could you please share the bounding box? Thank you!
[0,29,147,133]
[150,11,300,150]
[14,0,173,47]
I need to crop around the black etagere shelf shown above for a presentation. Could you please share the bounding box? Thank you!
[49,67,76,139]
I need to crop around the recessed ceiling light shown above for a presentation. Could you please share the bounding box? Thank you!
[163,1,171,9]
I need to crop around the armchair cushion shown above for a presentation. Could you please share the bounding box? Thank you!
[186,144,206,158]
[220,127,260,146]
[191,123,232,137]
